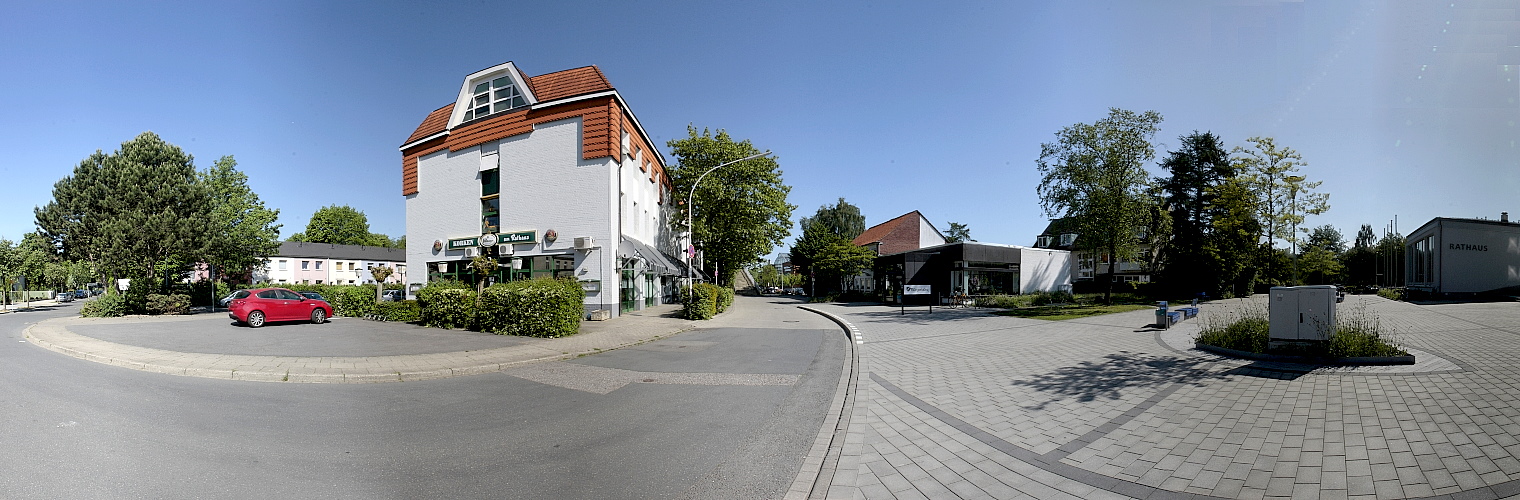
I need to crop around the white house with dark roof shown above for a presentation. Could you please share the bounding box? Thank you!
[398,61,682,318]
[253,242,407,285]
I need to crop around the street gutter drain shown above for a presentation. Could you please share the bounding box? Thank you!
[642,379,655,382]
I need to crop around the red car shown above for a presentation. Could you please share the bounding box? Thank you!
[229,287,333,328]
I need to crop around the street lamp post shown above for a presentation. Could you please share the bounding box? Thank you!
[684,150,773,296]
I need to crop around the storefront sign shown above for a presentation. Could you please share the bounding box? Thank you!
[500,230,537,244]
[1449,243,1489,251]
[903,285,931,295]
[447,238,477,250]
[480,233,498,247]
[579,280,601,292]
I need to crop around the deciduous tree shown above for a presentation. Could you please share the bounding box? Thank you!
[667,127,795,285]
[1036,108,1163,304]
[200,156,281,284]
[289,205,375,246]
[789,199,866,294]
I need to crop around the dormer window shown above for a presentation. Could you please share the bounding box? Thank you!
[464,76,528,121]
[1059,233,1076,247]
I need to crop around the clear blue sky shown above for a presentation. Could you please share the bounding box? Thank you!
[3,1,1516,256]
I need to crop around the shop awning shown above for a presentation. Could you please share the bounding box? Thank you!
[617,237,682,276]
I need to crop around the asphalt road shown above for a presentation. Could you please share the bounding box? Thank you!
[0,297,844,499]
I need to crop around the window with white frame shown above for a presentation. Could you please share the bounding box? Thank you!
[315,261,322,270]
[278,260,287,271]
[464,76,527,121]
[301,261,309,270]
[1060,233,1076,247]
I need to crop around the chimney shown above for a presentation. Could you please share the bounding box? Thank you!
[1503,212,1510,223]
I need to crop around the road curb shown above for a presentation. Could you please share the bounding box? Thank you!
[22,316,696,384]
[785,306,860,500]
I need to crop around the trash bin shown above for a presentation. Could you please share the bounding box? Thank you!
[1155,301,1170,329]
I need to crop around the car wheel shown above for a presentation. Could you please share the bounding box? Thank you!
[311,309,326,324]
[247,310,266,328]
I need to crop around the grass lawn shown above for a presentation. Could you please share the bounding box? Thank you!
[993,303,1151,321]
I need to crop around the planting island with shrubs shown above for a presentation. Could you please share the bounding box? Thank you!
[1193,303,1408,359]
[79,278,585,339]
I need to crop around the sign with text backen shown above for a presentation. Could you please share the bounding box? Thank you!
[903,285,932,295]
[446,238,477,250]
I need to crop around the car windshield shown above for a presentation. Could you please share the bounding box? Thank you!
[301,292,324,300]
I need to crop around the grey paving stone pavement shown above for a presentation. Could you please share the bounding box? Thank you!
[808,295,1520,500]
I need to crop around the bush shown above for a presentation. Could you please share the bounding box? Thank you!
[478,279,584,337]
[1196,303,1407,358]
[375,300,422,323]
[1194,314,1270,353]
[974,295,1032,308]
[325,285,379,317]
[80,292,128,318]
[1375,288,1404,301]
[145,294,191,315]
[1031,290,1075,306]
[682,283,720,320]
[187,280,232,307]
[716,287,735,313]
[417,280,476,329]
[122,283,152,314]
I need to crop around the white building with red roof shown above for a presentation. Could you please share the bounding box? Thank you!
[398,61,682,318]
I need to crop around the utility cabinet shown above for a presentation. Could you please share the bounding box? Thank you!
[1269,286,1338,342]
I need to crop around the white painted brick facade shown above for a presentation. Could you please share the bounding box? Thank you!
[406,116,670,318]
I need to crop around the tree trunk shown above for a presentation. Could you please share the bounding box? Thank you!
[1104,243,1118,305]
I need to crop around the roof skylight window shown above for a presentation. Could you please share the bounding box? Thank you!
[464,76,528,121]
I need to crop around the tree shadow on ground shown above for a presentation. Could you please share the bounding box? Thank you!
[1011,351,1218,410]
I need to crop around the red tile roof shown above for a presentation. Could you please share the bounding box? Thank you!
[527,66,612,102]
[403,104,452,145]
[400,66,614,147]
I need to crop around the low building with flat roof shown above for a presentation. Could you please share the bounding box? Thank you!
[1406,213,1520,296]
[874,241,1071,303]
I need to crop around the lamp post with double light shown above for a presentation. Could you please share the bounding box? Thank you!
[683,150,773,296]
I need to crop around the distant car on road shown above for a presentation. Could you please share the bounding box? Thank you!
[73,290,88,299]
[228,288,332,328]
[56,293,74,303]
[381,289,403,302]
[219,290,249,308]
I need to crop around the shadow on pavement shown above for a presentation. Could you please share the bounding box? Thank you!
[1011,351,1218,410]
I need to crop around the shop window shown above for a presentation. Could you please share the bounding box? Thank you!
[482,169,499,196]
[482,197,500,234]
[463,76,527,121]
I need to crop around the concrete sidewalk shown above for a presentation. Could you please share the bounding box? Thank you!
[24,303,702,383]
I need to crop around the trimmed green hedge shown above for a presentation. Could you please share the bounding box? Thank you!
[478,278,585,337]
[145,294,191,315]
[376,300,421,323]
[682,283,722,320]
[326,285,378,317]
[417,280,476,329]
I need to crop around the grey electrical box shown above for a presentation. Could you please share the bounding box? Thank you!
[1269,286,1338,342]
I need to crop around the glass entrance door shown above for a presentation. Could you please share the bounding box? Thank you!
[619,265,637,313]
